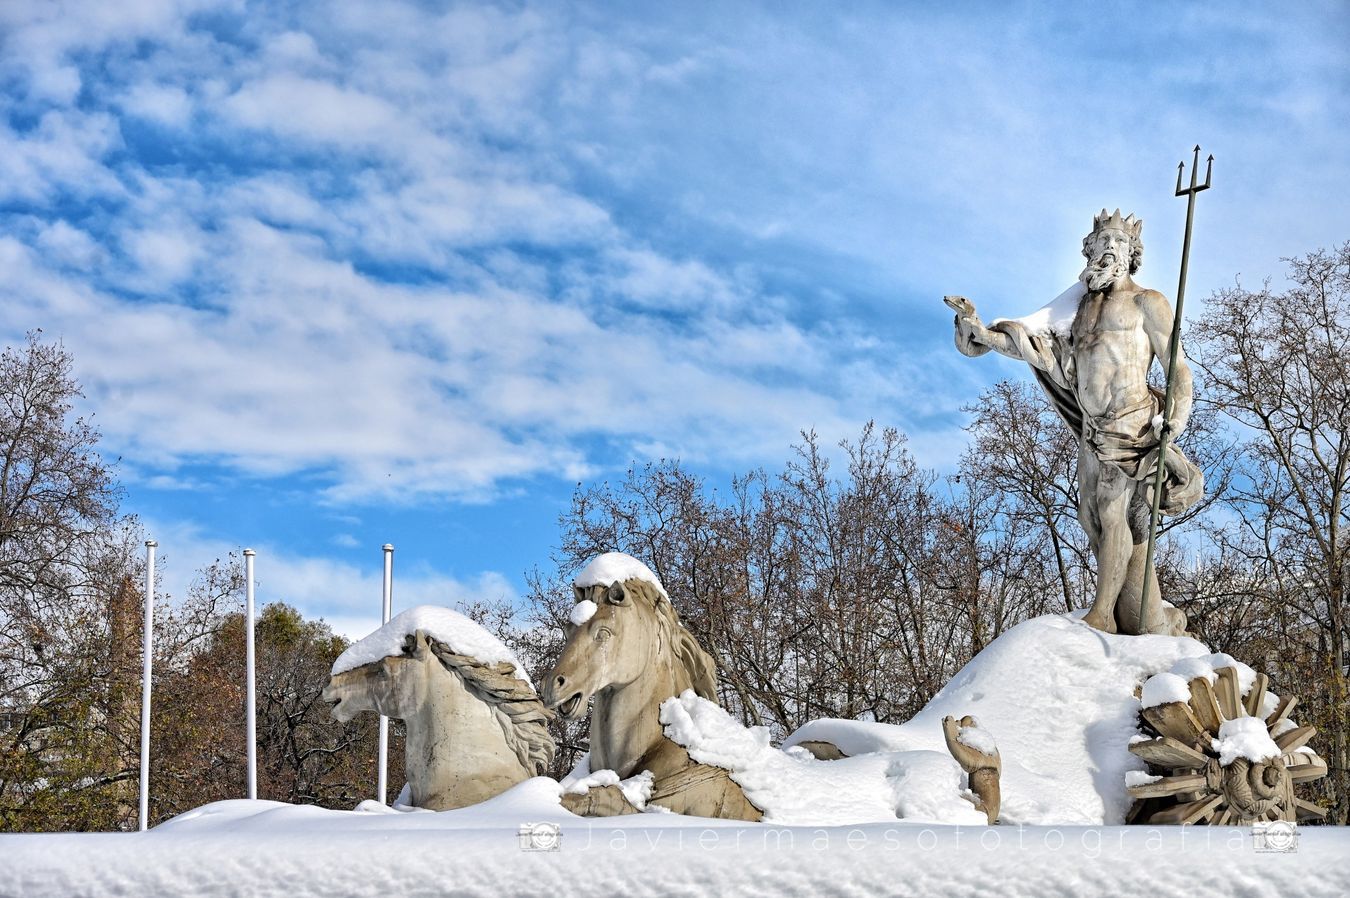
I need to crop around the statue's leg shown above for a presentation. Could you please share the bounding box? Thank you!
[1115,486,1188,636]
[1078,449,1113,633]
[1116,488,1160,635]
[648,764,763,821]
[1083,458,1132,634]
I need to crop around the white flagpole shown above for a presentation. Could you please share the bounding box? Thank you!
[244,548,257,801]
[138,540,157,832]
[378,543,393,804]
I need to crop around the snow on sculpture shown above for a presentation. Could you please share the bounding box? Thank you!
[322,606,554,811]
[1126,655,1328,825]
[783,613,1211,825]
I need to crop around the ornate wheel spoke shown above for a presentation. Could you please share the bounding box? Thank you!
[1130,671,1328,826]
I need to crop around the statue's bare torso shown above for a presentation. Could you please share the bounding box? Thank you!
[1073,289,1155,420]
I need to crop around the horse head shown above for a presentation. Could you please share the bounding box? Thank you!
[322,630,434,723]
[541,577,716,720]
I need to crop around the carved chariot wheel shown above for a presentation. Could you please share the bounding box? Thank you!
[1126,666,1328,825]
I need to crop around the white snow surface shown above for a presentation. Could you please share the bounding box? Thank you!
[6,782,1349,898]
[568,599,598,626]
[574,551,668,598]
[1213,717,1282,766]
[991,282,1085,336]
[956,722,998,757]
[784,613,1210,825]
[1140,672,1192,709]
[661,690,986,826]
[1166,653,1257,694]
[331,604,529,682]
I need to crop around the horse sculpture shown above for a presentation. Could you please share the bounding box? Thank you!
[542,554,1001,823]
[323,626,554,811]
[540,573,763,820]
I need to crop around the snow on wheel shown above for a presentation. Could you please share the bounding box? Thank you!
[1127,661,1328,825]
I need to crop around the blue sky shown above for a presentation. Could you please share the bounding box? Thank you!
[2,1,1347,637]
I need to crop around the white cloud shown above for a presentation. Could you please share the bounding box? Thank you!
[144,516,522,642]
[120,82,193,127]
[34,220,104,268]
[124,225,205,287]
[223,75,405,147]
[0,0,1343,511]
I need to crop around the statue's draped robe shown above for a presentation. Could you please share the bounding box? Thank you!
[956,297,1203,515]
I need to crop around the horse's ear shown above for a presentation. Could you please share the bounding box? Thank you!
[573,585,585,603]
[410,630,431,660]
[606,582,628,605]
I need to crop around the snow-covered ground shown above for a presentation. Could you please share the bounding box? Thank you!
[5,784,1347,898]
[6,613,1347,897]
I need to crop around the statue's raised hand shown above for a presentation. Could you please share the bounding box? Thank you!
[947,296,996,358]
[943,295,978,319]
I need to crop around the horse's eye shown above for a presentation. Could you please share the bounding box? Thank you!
[595,627,612,643]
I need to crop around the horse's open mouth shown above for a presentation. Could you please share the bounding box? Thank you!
[558,692,584,719]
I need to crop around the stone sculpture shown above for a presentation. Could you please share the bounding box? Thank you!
[947,209,1202,636]
[942,715,1001,825]
[323,629,555,810]
[1127,666,1328,825]
[540,572,763,821]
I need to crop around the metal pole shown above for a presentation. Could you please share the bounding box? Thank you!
[377,543,394,804]
[1141,146,1212,632]
[244,549,257,801]
[138,540,157,832]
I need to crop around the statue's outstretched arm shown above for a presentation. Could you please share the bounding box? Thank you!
[946,296,1020,360]
[1141,291,1193,436]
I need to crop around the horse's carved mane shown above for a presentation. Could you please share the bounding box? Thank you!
[620,578,718,702]
[403,632,556,776]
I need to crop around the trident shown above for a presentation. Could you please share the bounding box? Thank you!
[1140,145,1212,632]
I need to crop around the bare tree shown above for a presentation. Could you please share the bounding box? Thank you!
[1189,242,1350,823]
[0,334,134,830]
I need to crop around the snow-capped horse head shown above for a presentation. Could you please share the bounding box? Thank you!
[323,625,554,810]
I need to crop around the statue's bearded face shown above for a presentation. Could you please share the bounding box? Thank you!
[1080,226,1134,292]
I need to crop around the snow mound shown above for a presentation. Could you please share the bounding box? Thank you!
[574,552,668,599]
[991,282,1084,336]
[1213,717,1281,766]
[661,690,985,826]
[331,605,529,682]
[783,613,1209,825]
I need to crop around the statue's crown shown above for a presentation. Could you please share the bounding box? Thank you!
[1092,208,1143,238]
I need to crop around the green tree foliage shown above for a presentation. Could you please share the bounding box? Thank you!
[0,334,138,831]
[150,596,397,823]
